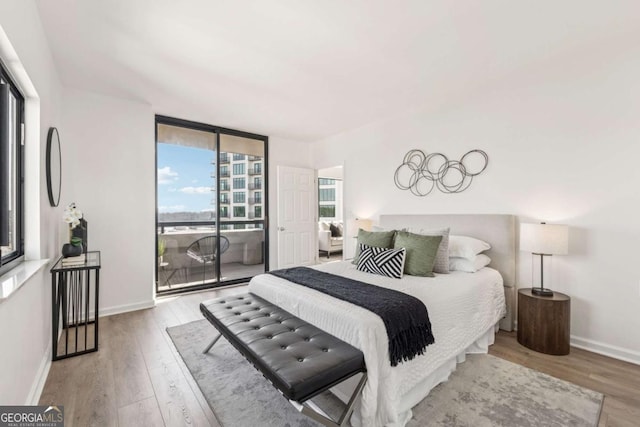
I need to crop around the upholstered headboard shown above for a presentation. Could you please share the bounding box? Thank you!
[379,214,517,330]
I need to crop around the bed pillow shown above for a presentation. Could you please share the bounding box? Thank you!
[352,229,396,264]
[449,254,492,273]
[393,231,442,277]
[407,227,450,274]
[357,244,406,279]
[448,235,491,260]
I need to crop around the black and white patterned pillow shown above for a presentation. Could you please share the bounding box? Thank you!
[357,244,406,279]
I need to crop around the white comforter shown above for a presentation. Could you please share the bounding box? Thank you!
[248,261,505,427]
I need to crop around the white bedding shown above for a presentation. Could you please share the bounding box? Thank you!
[248,261,506,427]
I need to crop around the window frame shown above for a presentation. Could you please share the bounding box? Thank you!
[0,61,25,276]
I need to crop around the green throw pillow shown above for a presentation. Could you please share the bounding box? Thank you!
[352,229,396,264]
[393,231,443,277]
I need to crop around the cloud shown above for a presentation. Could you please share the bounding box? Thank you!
[158,205,185,212]
[158,167,179,184]
[179,186,211,194]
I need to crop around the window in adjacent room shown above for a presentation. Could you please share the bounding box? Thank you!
[0,62,25,275]
[319,188,335,202]
[319,205,336,218]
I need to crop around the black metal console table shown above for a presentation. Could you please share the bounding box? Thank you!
[50,251,101,361]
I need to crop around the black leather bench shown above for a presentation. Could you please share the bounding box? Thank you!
[200,293,367,427]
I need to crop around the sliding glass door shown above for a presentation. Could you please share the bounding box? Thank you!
[155,116,268,294]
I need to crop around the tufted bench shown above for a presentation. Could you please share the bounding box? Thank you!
[200,293,367,427]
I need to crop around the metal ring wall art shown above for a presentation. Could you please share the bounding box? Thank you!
[394,149,489,196]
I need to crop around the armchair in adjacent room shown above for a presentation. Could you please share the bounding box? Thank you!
[318,221,343,258]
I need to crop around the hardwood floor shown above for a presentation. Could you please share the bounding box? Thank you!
[40,286,640,427]
[489,332,640,427]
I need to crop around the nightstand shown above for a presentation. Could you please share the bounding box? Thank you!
[517,288,570,355]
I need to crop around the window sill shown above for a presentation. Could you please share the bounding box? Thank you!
[0,259,49,304]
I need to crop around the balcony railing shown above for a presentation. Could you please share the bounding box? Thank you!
[248,198,262,204]
[249,156,262,161]
[248,183,262,190]
[157,220,266,293]
[219,156,230,164]
[248,168,262,176]
[220,170,230,177]
[220,199,230,205]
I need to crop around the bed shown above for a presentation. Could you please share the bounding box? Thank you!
[248,214,516,426]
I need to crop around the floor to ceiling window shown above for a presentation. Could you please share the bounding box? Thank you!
[155,116,268,294]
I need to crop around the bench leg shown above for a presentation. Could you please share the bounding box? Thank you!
[292,372,367,427]
[202,333,222,354]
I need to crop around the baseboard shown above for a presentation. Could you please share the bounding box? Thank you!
[26,343,52,405]
[512,322,640,366]
[100,299,156,317]
[570,335,640,366]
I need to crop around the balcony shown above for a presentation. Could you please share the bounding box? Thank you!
[248,168,262,176]
[248,198,262,205]
[157,221,265,293]
[219,156,230,164]
[248,183,262,190]
[220,170,230,177]
[220,199,230,205]
[249,156,262,161]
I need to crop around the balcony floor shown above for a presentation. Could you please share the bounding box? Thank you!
[157,262,265,292]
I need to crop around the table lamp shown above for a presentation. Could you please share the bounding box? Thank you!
[352,218,373,236]
[520,222,569,296]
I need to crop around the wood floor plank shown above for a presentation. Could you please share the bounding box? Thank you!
[107,311,156,408]
[40,346,117,427]
[148,361,214,427]
[118,396,165,427]
[147,298,220,426]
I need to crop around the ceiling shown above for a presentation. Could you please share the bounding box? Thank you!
[36,0,639,142]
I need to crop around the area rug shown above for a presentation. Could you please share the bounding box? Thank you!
[167,319,603,427]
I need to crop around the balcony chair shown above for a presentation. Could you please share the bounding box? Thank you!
[186,235,230,283]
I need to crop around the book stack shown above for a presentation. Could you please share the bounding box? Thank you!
[61,253,87,267]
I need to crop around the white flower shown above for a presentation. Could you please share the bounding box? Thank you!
[63,202,83,228]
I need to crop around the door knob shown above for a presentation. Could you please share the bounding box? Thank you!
[278,227,286,231]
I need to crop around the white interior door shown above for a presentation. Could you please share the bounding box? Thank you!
[277,166,316,268]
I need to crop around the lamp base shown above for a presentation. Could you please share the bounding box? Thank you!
[531,287,554,297]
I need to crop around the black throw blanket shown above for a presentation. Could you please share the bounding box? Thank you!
[269,267,434,366]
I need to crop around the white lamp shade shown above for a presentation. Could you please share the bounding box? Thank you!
[520,223,569,255]
[354,218,372,232]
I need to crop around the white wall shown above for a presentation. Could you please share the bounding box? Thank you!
[311,36,640,363]
[62,88,156,314]
[0,1,62,405]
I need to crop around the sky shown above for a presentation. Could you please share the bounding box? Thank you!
[157,143,216,213]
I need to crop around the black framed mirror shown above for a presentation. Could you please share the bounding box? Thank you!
[46,127,61,207]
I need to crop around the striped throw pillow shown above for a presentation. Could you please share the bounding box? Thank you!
[356,244,406,279]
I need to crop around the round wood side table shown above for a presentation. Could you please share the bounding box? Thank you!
[517,288,570,355]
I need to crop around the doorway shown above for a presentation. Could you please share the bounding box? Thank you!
[317,166,344,263]
[155,116,268,294]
